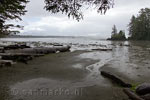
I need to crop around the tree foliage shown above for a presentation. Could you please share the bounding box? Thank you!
[0,0,29,36]
[128,8,150,40]
[111,24,117,35]
[110,25,126,40]
[44,0,114,21]
[0,0,114,36]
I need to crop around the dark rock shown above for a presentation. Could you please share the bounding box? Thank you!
[136,83,150,95]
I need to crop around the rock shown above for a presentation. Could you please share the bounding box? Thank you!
[141,93,150,100]
[136,83,150,95]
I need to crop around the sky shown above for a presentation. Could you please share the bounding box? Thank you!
[14,0,150,38]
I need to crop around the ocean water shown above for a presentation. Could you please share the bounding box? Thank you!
[0,37,109,45]
[0,37,114,51]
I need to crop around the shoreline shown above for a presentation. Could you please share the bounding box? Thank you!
[0,39,150,100]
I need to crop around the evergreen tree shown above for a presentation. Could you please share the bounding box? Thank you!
[128,15,136,38]
[111,25,117,35]
[118,30,126,40]
[128,8,150,40]
[109,25,126,40]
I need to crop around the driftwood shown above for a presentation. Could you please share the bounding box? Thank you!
[0,53,44,64]
[5,46,71,54]
[5,47,56,54]
[0,53,44,57]
[123,88,144,100]
[0,60,14,67]
[101,71,132,87]
[0,45,71,64]
[92,48,112,51]
[54,45,71,52]
[0,47,4,53]
[3,44,30,50]
[53,44,63,46]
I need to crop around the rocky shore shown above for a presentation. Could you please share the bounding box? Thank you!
[0,40,150,100]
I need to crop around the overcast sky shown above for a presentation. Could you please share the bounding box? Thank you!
[15,0,150,38]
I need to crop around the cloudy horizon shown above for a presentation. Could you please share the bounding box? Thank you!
[12,0,150,38]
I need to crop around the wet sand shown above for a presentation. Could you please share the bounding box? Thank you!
[0,50,128,100]
[0,40,150,100]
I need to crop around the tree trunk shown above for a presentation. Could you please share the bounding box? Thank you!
[123,88,144,100]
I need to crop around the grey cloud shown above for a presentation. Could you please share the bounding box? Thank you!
[17,0,150,38]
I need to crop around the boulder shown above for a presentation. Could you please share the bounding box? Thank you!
[136,83,150,95]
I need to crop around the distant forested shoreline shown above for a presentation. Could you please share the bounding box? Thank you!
[108,8,150,41]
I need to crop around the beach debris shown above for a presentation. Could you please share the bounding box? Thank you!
[5,45,71,54]
[124,44,131,47]
[2,44,30,50]
[123,88,144,100]
[0,41,71,66]
[92,48,112,51]
[101,71,132,87]
[6,48,56,54]
[119,43,131,47]
[0,44,71,65]
[53,44,63,46]
[101,71,150,100]
[0,47,4,53]
[123,83,150,100]
[147,48,150,50]
[0,53,44,64]
[0,60,14,67]
[54,45,71,52]
[136,83,150,95]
